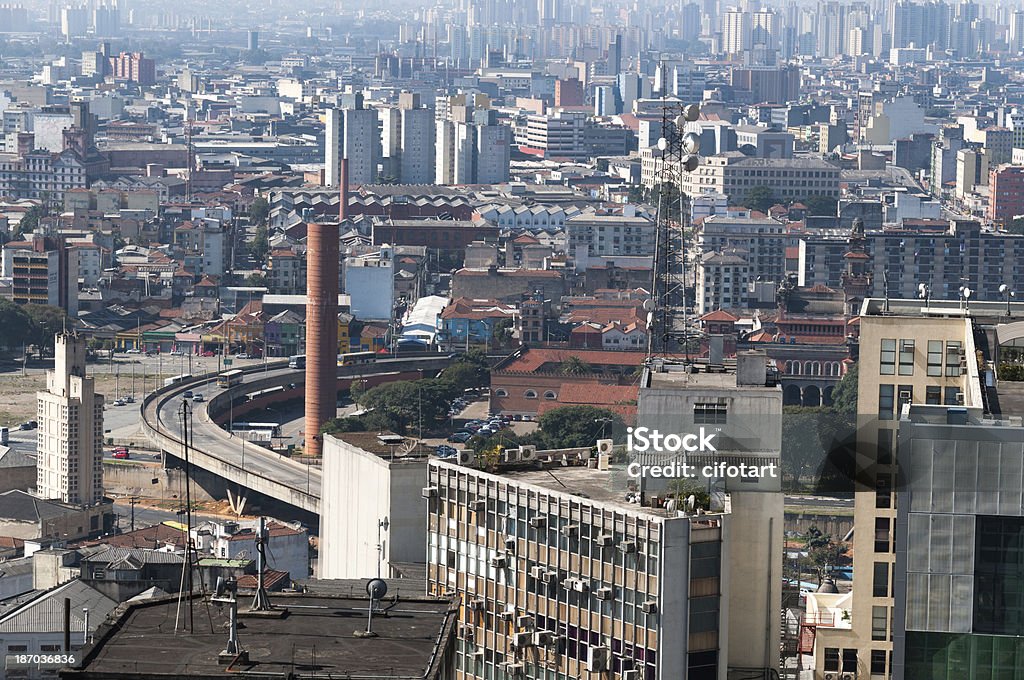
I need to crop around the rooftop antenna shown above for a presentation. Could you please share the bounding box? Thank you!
[250,517,273,612]
[355,578,388,638]
[883,270,890,313]
[213,577,248,663]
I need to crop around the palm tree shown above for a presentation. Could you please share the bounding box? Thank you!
[560,357,592,376]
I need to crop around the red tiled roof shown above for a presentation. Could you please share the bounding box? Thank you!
[501,348,646,372]
[237,569,290,590]
[700,310,739,322]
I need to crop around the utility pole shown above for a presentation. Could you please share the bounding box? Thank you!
[130,496,137,532]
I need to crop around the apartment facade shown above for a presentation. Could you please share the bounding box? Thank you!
[426,456,727,679]
[813,299,987,680]
[36,332,104,505]
[566,213,656,258]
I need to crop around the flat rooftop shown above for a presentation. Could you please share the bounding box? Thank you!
[64,593,455,679]
[330,431,433,458]
[645,359,779,391]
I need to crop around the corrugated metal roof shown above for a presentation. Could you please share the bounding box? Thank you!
[0,579,117,634]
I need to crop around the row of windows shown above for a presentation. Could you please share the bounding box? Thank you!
[493,389,558,399]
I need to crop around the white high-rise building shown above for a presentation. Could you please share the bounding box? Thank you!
[323,105,382,186]
[324,108,342,186]
[723,7,752,55]
[1010,10,1024,53]
[36,333,104,505]
[399,107,436,184]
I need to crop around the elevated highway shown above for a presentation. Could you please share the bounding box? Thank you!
[140,355,454,518]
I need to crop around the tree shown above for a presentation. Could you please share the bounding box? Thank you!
[802,195,838,217]
[0,299,32,350]
[358,379,456,435]
[666,479,711,512]
[23,304,70,352]
[536,405,624,449]
[321,416,369,434]
[439,361,488,393]
[492,318,514,348]
[249,224,270,265]
[560,356,592,376]
[830,363,858,415]
[17,205,45,236]
[743,185,778,213]
[782,406,852,491]
[803,525,847,586]
[349,379,370,408]
[248,197,269,226]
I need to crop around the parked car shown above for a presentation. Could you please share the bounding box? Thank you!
[201,351,215,357]
[123,396,135,404]
[113,399,126,406]
[112,446,130,460]
[434,445,459,458]
[170,350,184,356]
[235,353,249,360]
[447,432,472,443]
[126,348,142,354]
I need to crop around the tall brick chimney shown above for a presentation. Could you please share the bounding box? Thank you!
[304,160,343,458]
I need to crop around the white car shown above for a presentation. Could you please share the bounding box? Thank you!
[235,353,249,360]
[126,349,141,354]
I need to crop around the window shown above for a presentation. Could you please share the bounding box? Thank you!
[876,474,892,508]
[874,517,890,552]
[494,389,508,397]
[824,648,840,672]
[694,402,727,424]
[544,391,557,399]
[842,648,859,673]
[40,645,61,652]
[878,385,895,420]
[873,562,889,597]
[927,340,943,376]
[926,385,941,405]
[524,390,537,399]
[877,429,893,465]
[872,606,888,640]
[945,341,963,376]
[871,649,887,675]
[899,339,915,375]
[880,338,896,375]
[92,569,105,579]
[945,386,962,405]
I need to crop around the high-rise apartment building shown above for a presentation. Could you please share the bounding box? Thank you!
[811,297,993,679]
[1,234,79,315]
[988,164,1024,227]
[398,93,436,184]
[36,332,104,505]
[324,100,383,186]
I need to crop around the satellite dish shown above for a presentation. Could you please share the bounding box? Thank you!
[656,137,668,151]
[682,154,700,172]
[674,113,688,129]
[683,103,700,121]
[642,299,655,312]
[367,578,388,600]
[682,132,701,155]
[1000,284,1009,294]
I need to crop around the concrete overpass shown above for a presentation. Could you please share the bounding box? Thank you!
[140,355,454,520]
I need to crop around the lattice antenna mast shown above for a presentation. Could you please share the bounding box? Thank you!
[648,90,702,362]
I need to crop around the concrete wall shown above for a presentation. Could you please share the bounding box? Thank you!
[318,435,426,579]
[102,463,215,501]
[0,464,35,493]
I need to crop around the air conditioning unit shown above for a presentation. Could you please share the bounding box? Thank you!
[587,646,611,672]
[503,661,525,673]
[529,565,546,579]
[469,499,486,512]
[489,554,507,569]
[460,623,475,640]
[572,579,589,593]
[621,670,640,680]
[898,390,911,401]
[458,450,475,466]
[596,533,614,547]
[840,674,854,680]
[421,486,438,498]
[956,391,965,404]
[468,598,486,611]
[505,537,516,551]
[641,600,658,614]
[516,615,534,629]
[823,674,835,680]
[619,540,636,553]
[533,631,553,646]
[512,631,533,648]
[519,445,537,461]
[529,516,546,528]
[498,608,515,622]
[502,448,520,464]
[540,570,559,584]
[561,524,579,538]
[595,587,613,600]
[596,438,614,454]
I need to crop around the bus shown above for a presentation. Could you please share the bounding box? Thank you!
[339,351,377,366]
[248,385,285,402]
[164,374,192,387]
[230,422,282,437]
[288,354,305,369]
[217,369,245,388]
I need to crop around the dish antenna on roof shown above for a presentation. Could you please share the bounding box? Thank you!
[355,578,389,638]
